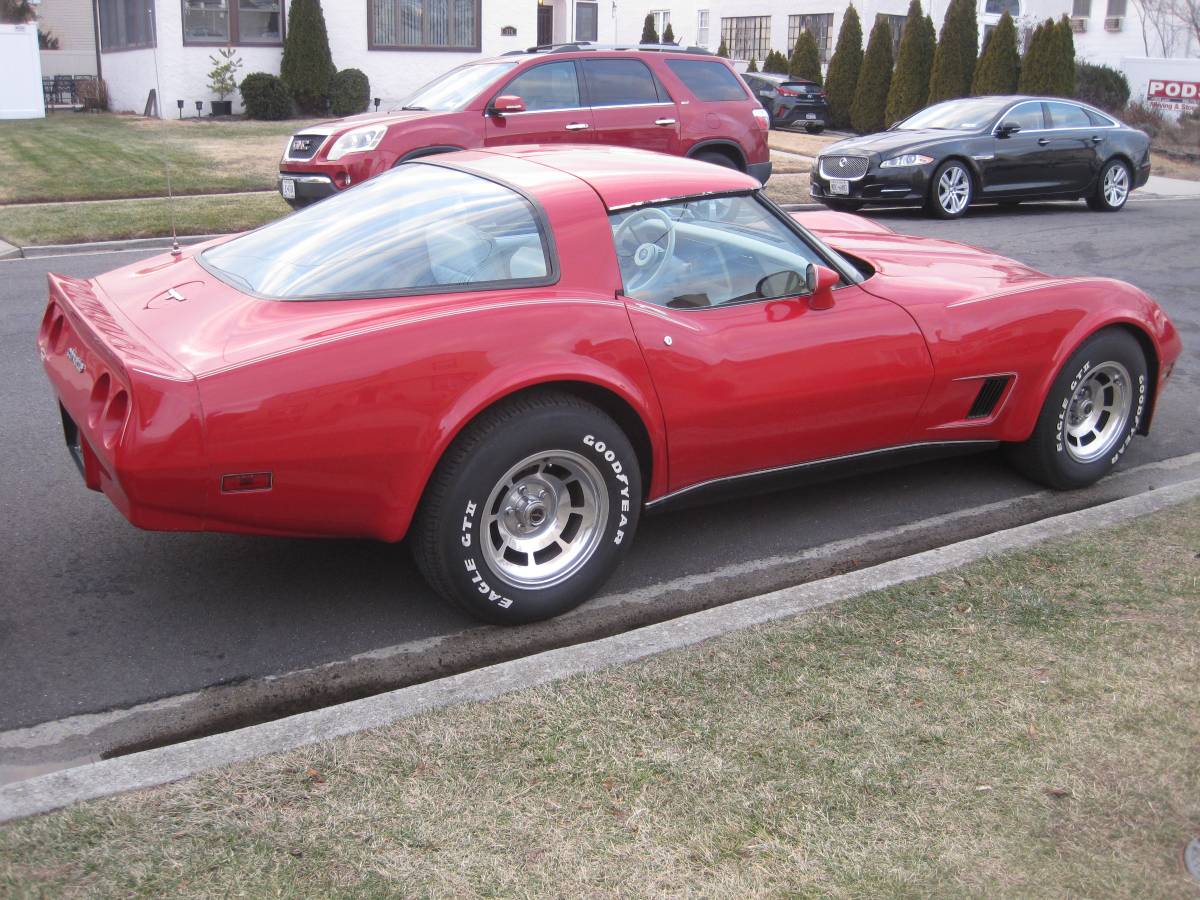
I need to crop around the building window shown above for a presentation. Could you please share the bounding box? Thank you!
[1072,0,1091,15]
[720,15,770,61]
[575,1,597,41]
[182,0,283,45]
[369,0,481,51]
[876,13,906,56]
[651,9,670,40]
[696,9,709,45]
[1106,0,1126,15]
[99,0,156,51]
[787,13,833,65]
[983,0,1020,13]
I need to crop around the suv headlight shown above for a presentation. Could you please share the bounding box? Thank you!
[326,125,387,161]
[880,153,934,168]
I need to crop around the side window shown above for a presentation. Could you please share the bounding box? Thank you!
[1004,102,1046,131]
[1085,108,1114,127]
[665,60,748,101]
[609,195,826,309]
[500,62,581,111]
[1046,101,1092,128]
[582,59,662,106]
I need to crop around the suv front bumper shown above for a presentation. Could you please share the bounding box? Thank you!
[277,173,338,205]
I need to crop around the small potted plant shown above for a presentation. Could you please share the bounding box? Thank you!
[207,47,243,116]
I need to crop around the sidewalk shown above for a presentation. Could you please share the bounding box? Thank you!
[1138,174,1200,199]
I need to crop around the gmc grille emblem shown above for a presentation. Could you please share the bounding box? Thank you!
[292,139,311,151]
[66,347,85,374]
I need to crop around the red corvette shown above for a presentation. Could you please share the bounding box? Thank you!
[38,146,1181,624]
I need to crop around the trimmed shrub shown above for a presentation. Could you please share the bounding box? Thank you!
[747,57,759,73]
[662,22,675,44]
[825,5,864,130]
[330,67,370,116]
[928,0,977,102]
[971,10,1019,95]
[1075,62,1129,112]
[1018,19,1055,95]
[281,0,335,114]
[717,39,729,58]
[240,72,292,119]
[641,14,659,44]
[851,17,894,134]
[1053,15,1076,98]
[886,0,935,124]
[763,50,788,74]
[789,29,822,84]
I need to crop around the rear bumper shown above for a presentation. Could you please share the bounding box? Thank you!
[775,102,829,128]
[748,160,773,185]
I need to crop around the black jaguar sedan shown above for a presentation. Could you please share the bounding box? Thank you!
[810,95,1151,219]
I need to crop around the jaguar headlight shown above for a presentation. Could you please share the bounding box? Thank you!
[326,125,387,161]
[880,153,934,168]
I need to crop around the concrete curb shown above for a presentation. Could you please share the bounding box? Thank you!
[0,239,20,262]
[13,234,225,260]
[2,478,1197,823]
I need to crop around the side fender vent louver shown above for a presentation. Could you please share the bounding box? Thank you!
[967,376,1011,419]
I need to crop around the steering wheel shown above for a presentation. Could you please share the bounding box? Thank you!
[613,208,676,293]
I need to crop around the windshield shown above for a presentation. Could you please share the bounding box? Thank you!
[395,61,517,111]
[201,165,552,300]
[897,96,1012,131]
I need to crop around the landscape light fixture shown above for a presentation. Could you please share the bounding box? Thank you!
[195,100,204,116]
[374,97,381,111]
[176,99,184,119]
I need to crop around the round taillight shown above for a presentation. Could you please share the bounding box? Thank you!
[88,373,111,428]
[101,389,129,448]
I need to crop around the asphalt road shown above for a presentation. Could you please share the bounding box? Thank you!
[2,198,1197,778]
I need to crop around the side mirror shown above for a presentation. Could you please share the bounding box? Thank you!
[805,263,839,310]
[491,94,526,115]
[757,269,804,299]
[997,121,1021,138]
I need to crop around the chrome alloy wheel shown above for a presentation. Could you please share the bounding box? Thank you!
[1103,163,1129,207]
[937,165,970,215]
[481,450,609,590]
[1062,361,1133,463]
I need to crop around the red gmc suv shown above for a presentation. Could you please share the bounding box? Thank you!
[278,42,772,208]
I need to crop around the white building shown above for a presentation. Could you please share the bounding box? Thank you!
[32,0,1200,117]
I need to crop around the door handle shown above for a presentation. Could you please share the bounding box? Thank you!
[655,118,677,126]
[1037,137,1050,146]
[564,122,590,131]
[1091,135,1104,143]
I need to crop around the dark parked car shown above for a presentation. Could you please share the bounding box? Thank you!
[742,72,829,132]
[278,43,772,208]
[810,95,1151,218]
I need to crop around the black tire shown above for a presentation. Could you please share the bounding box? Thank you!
[821,198,864,213]
[1005,329,1148,490]
[412,391,641,625]
[925,159,973,219]
[695,151,741,171]
[806,125,825,134]
[1086,158,1131,212]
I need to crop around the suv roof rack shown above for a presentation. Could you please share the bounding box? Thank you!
[502,41,714,57]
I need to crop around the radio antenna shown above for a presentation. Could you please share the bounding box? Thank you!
[148,7,181,257]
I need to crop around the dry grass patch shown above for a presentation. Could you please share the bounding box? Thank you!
[769,150,813,175]
[764,173,813,206]
[1150,150,1200,182]
[2,502,1198,897]
[767,129,842,158]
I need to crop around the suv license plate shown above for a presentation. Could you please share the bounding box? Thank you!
[829,178,850,196]
[806,113,816,119]
[280,178,296,200]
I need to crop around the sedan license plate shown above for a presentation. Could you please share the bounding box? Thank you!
[280,177,296,200]
[829,178,850,196]
[806,113,816,119]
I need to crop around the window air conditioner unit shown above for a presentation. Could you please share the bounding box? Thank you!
[1070,16,1087,32]
[1104,15,1123,31]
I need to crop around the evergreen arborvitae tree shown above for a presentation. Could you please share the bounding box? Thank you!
[747,57,759,72]
[764,50,788,73]
[281,0,335,114]
[851,17,895,133]
[1018,19,1055,95]
[662,22,675,44]
[1054,14,1076,97]
[789,29,823,83]
[641,14,659,44]
[717,39,730,58]
[885,0,935,124]
[927,0,976,103]
[825,5,864,129]
[971,10,1019,95]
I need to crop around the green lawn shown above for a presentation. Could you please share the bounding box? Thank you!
[0,113,318,203]
[0,193,291,246]
[3,501,1197,897]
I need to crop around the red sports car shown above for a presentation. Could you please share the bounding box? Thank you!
[38,146,1181,624]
